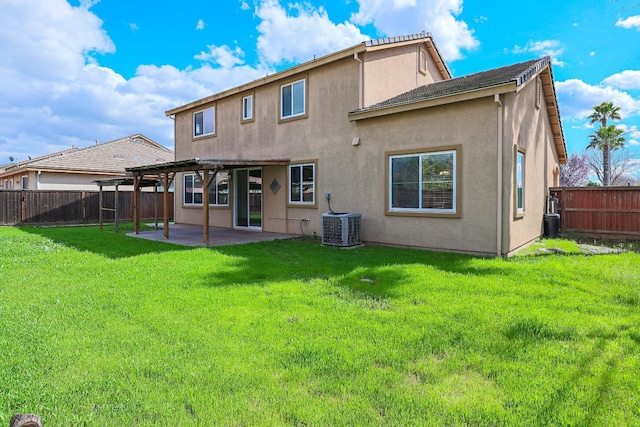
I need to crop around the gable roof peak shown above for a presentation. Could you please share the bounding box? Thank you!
[365,31,432,47]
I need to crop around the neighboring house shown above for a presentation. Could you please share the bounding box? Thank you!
[0,134,173,191]
[133,32,566,256]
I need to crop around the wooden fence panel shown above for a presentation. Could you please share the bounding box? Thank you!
[0,190,173,226]
[550,187,640,239]
[0,191,22,225]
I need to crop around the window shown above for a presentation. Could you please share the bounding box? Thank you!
[193,106,215,137]
[516,151,525,213]
[281,79,305,120]
[289,162,315,205]
[389,149,457,214]
[183,172,229,206]
[242,94,253,121]
[21,175,28,190]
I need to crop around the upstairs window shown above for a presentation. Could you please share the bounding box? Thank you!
[184,172,229,206]
[242,94,253,121]
[281,79,306,120]
[193,106,215,137]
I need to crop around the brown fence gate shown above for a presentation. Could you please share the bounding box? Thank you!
[549,186,640,240]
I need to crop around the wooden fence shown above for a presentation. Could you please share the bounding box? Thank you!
[0,190,174,226]
[549,186,640,240]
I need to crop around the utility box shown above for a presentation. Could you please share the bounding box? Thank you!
[322,213,362,247]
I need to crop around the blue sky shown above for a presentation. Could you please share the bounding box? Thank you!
[1,0,639,172]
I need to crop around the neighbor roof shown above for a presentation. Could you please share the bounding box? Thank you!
[0,134,173,177]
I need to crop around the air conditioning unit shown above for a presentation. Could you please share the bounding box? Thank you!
[322,213,362,247]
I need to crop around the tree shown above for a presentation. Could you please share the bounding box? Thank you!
[587,102,623,186]
[586,144,637,186]
[559,152,591,187]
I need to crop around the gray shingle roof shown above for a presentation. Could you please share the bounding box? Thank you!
[19,134,173,173]
[350,57,550,115]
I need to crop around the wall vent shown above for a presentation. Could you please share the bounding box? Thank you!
[322,213,362,247]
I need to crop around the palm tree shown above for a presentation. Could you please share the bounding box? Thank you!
[587,124,626,186]
[587,102,622,186]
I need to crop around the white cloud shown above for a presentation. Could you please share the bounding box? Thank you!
[602,70,640,90]
[129,22,138,32]
[194,45,246,69]
[556,79,640,120]
[196,19,205,30]
[349,0,478,61]
[240,0,250,10]
[511,40,565,66]
[255,0,367,66]
[0,0,272,163]
[616,15,640,30]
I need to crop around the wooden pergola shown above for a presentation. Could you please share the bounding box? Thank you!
[125,158,289,245]
[95,177,162,232]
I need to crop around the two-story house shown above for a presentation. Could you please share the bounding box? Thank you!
[128,32,566,256]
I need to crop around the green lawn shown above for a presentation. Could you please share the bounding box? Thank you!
[0,226,639,426]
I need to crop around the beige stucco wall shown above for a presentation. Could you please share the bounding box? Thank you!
[348,99,500,255]
[171,44,561,255]
[501,75,560,254]
[173,55,362,233]
[1,170,124,191]
[362,43,441,107]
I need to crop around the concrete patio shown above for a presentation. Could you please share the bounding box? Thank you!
[127,223,296,247]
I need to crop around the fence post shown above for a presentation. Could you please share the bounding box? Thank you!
[21,190,26,224]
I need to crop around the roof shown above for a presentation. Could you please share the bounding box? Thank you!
[0,134,173,177]
[350,57,546,114]
[349,56,567,163]
[0,146,80,172]
[165,32,448,116]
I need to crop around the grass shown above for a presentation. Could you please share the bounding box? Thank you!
[0,225,639,426]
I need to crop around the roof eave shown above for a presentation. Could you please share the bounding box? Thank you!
[349,82,517,122]
[165,44,367,116]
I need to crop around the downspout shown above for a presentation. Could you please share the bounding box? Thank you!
[37,170,41,190]
[495,94,503,257]
[353,53,364,109]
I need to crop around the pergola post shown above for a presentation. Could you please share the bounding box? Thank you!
[195,169,217,245]
[162,172,175,240]
[153,184,158,230]
[114,182,119,233]
[133,175,142,234]
[98,184,104,230]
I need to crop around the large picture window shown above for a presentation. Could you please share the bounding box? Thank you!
[281,79,305,120]
[289,162,315,205]
[183,172,229,206]
[389,149,457,214]
[193,106,215,137]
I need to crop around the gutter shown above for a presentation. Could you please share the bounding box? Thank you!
[353,53,364,109]
[495,94,503,257]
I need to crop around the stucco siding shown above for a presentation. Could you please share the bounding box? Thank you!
[346,99,500,255]
[362,44,440,107]
[502,76,560,254]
